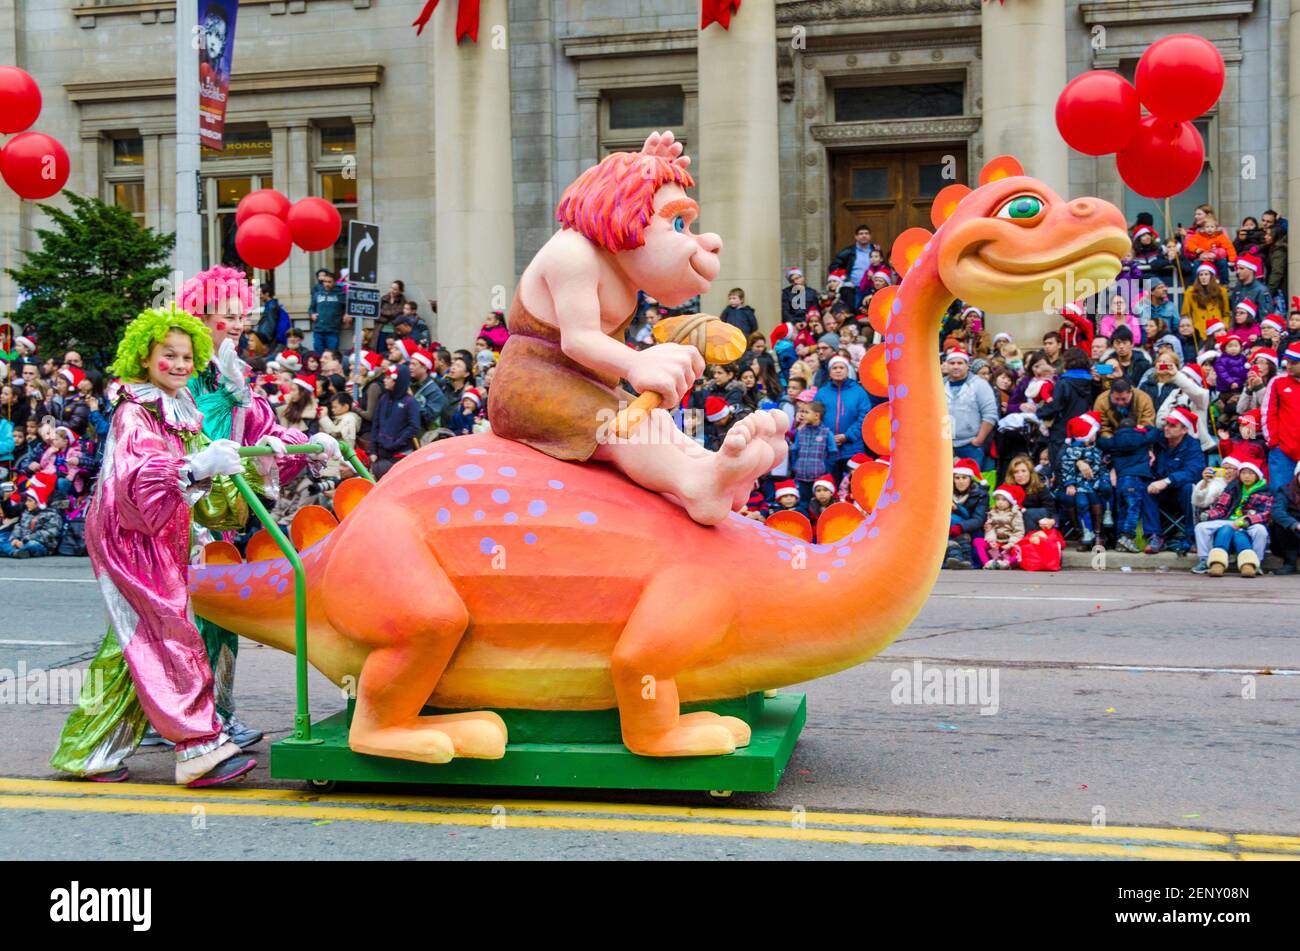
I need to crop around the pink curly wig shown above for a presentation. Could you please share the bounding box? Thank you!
[178,265,256,317]
[555,152,695,254]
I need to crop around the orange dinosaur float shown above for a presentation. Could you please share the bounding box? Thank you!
[189,148,1130,765]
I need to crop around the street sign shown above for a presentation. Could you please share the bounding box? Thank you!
[347,285,380,319]
[347,220,379,287]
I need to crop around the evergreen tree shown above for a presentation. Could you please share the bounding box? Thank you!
[5,192,175,367]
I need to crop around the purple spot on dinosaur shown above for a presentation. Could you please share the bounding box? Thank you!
[850,525,869,542]
[252,562,270,577]
[891,491,901,504]
[527,500,547,517]
[811,543,832,555]
[457,464,484,480]
[479,537,497,554]
[239,586,252,600]
[498,466,517,477]
[232,565,252,584]
[891,420,900,432]
[894,333,905,344]
[474,510,485,521]
[892,298,902,315]
[818,572,830,583]
[427,475,443,486]
[466,448,487,455]
[452,487,470,505]
[837,547,852,556]
[427,452,444,461]
[833,559,846,568]
[215,581,226,592]
[777,550,792,561]
[492,489,510,504]
[892,348,902,360]
[869,527,880,539]
[897,384,909,398]
[277,578,289,593]
[548,479,564,490]
[577,511,597,525]
[524,532,537,544]
[437,507,451,524]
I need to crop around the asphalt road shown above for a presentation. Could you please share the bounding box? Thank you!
[1,557,1297,860]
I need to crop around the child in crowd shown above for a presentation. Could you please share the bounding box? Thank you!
[836,452,867,505]
[449,388,484,437]
[40,425,87,497]
[1214,334,1249,397]
[790,399,835,504]
[317,392,360,479]
[771,480,806,517]
[1192,456,1236,521]
[808,474,837,522]
[981,484,1026,569]
[702,395,735,451]
[276,374,318,433]
[0,473,61,557]
[1201,461,1273,577]
[945,458,988,569]
[1058,412,1109,550]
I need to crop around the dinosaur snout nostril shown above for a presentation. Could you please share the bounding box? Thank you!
[1069,199,1096,219]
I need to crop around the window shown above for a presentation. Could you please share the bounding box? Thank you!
[851,167,889,200]
[607,89,684,130]
[201,173,273,273]
[112,136,143,167]
[113,181,145,226]
[834,82,964,122]
[319,125,356,156]
[314,122,358,276]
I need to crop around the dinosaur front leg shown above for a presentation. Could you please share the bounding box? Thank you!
[612,572,746,756]
[322,516,506,764]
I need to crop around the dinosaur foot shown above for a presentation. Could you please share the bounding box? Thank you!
[679,712,751,748]
[349,711,507,764]
[622,720,737,757]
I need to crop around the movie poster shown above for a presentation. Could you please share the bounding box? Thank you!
[197,0,238,151]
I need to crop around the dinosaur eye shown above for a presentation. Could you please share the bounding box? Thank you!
[997,195,1044,221]
[673,216,686,233]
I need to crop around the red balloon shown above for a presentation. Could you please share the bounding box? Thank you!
[1116,116,1205,199]
[1135,34,1224,123]
[287,197,342,252]
[1055,71,1140,156]
[0,66,42,134]
[235,213,292,270]
[235,188,290,226]
[0,132,70,200]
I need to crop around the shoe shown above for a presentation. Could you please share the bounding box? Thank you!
[1275,562,1298,576]
[1169,539,1191,555]
[185,754,257,789]
[944,557,973,570]
[222,713,264,750]
[996,559,1010,569]
[1207,547,1229,577]
[1191,558,1209,574]
[1115,536,1141,554]
[1237,549,1260,578]
[139,727,175,749]
[86,767,129,783]
[1102,509,1114,528]
[982,559,998,570]
[1144,535,1165,555]
[1079,530,1096,548]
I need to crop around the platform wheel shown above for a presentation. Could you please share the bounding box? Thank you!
[307,779,337,793]
[707,789,734,802]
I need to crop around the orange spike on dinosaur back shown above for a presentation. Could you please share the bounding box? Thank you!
[765,509,813,542]
[863,402,892,456]
[202,540,242,565]
[333,477,373,521]
[931,183,972,228]
[290,505,339,550]
[860,343,888,397]
[867,284,896,335]
[889,227,934,279]
[979,155,1024,186]
[815,501,864,545]
[850,457,891,513]
[246,529,282,563]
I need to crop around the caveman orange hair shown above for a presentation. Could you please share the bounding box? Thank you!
[556,151,695,253]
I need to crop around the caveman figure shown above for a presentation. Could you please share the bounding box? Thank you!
[491,131,788,524]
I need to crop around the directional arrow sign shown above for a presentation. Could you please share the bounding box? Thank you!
[347,220,379,287]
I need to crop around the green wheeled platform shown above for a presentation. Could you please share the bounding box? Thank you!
[271,692,806,794]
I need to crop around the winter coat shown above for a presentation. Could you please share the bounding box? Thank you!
[985,505,1025,547]
[1037,370,1097,443]
[1265,240,1288,296]
[1058,442,1107,492]
[478,323,510,352]
[818,377,872,460]
[1100,347,1152,388]
[1144,367,1214,451]
[1204,480,1273,525]
[951,482,989,537]
[1263,373,1300,461]
[1097,424,1158,479]
[782,284,813,325]
[1215,353,1249,394]
[1181,284,1231,339]
[43,394,90,437]
[1151,433,1207,488]
[719,305,758,339]
[12,505,62,549]
[410,375,448,431]
[1183,228,1236,268]
[0,418,13,463]
[1271,479,1300,534]
[1099,313,1144,345]
[944,374,998,448]
[1229,280,1274,318]
[372,365,420,456]
[1094,388,1155,436]
[1017,483,1057,528]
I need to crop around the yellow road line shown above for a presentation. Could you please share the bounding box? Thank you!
[1,777,1272,849]
[0,793,1256,860]
[1235,834,1300,853]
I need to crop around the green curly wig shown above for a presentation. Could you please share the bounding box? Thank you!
[109,305,214,382]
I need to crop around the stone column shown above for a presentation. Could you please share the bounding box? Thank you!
[143,134,164,232]
[697,0,782,329]
[432,0,516,349]
[980,0,1069,343]
[275,121,312,316]
[1290,0,1300,302]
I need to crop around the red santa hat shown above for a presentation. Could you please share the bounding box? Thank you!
[1284,342,1300,364]
[1179,362,1206,386]
[1166,405,1198,433]
[871,271,892,286]
[53,425,76,443]
[827,355,851,372]
[385,364,401,380]
[1238,408,1262,431]
[275,352,302,373]
[1066,411,1101,442]
[770,322,796,345]
[1236,460,1265,482]
[846,452,868,471]
[1025,378,1054,403]
[292,373,317,393]
[1261,314,1286,335]
[410,347,435,371]
[946,349,971,364]
[993,484,1025,509]
[827,269,849,286]
[1235,299,1258,320]
[58,366,86,388]
[812,474,836,494]
[1132,224,1157,241]
[774,480,800,500]
[1237,254,1263,276]
[395,338,420,361]
[15,335,35,353]
[705,396,732,423]
[1253,347,1278,367]
[1203,316,1226,337]
[785,266,803,281]
[25,472,56,509]
[1196,262,1217,278]
[461,387,482,407]
[953,457,982,480]
[1062,301,1086,318]
[358,350,384,372]
[1196,347,1220,365]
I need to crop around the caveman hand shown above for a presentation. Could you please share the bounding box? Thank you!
[640,130,690,170]
[627,343,704,406]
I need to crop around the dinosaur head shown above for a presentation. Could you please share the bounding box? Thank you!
[935,165,1130,316]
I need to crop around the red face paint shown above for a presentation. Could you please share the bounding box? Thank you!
[157,360,171,372]
[216,321,226,332]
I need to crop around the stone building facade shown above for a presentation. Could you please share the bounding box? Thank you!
[1,0,1295,347]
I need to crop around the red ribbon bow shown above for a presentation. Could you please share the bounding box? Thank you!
[701,0,742,29]
[412,0,480,41]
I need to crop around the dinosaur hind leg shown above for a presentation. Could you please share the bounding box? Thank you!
[322,515,506,763]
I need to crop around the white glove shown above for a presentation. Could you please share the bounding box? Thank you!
[186,439,242,481]
[311,432,339,459]
[256,435,288,456]
[215,339,251,405]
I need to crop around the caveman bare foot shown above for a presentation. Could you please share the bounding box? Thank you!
[682,414,778,525]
